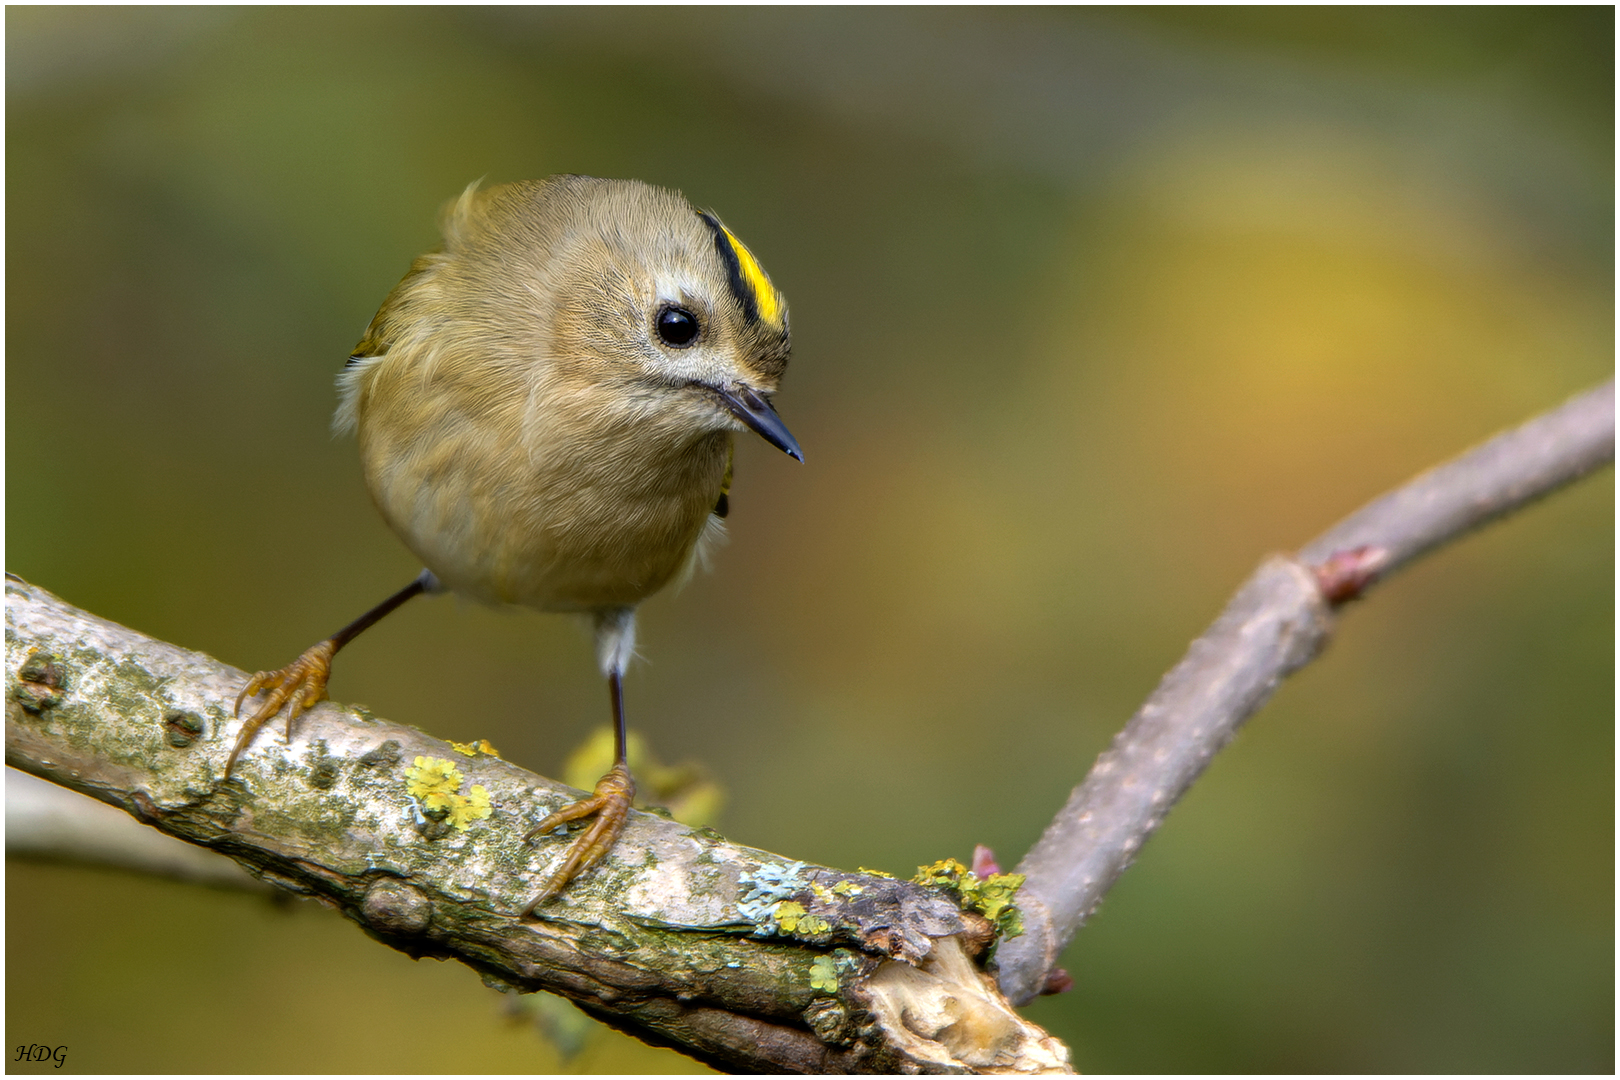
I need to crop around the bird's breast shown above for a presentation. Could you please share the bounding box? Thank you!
[358,376,730,613]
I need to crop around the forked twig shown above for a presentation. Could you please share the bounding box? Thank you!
[995,381,1614,1003]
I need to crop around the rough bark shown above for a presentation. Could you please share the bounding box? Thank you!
[10,379,1610,1061]
[4,577,1069,1074]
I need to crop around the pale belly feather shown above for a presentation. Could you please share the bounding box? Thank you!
[362,412,728,613]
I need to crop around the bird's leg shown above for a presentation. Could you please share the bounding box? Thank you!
[523,670,636,915]
[227,570,437,777]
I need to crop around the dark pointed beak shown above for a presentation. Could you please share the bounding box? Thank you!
[711,385,803,462]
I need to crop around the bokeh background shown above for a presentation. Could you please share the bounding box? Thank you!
[6,7,1612,1073]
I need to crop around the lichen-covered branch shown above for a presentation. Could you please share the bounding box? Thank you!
[996,380,1615,1005]
[4,577,1069,1074]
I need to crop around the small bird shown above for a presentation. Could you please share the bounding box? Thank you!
[229,176,800,914]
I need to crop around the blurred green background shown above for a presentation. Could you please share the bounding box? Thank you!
[6,7,1612,1073]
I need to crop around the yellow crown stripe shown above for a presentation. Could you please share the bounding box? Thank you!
[719,223,782,327]
[700,211,783,330]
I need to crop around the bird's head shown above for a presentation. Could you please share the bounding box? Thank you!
[464,177,802,461]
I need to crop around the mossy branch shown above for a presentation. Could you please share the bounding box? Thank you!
[995,380,1615,1004]
[3,577,1069,1074]
[11,380,1609,1066]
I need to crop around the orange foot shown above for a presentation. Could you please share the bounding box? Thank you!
[522,762,635,916]
[227,639,337,777]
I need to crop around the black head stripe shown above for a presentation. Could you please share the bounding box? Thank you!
[699,211,761,325]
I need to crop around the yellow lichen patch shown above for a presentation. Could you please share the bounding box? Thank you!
[832,880,862,896]
[447,784,493,830]
[419,789,457,816]
[449,738,502,758]
[796,913,831,936]
[857,867,895,879]
[912,859,1027,940]
[810,882,834,901]
[404,756,493,832]
[406,756,463,798]
[972,875,1024,926]
[774,900,807,932]
[809,954,840,993]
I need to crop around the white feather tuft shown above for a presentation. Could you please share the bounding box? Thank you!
[593,607,638,677]
[333,353,386,436]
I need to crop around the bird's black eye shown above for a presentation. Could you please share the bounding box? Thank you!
[656,306,700,348]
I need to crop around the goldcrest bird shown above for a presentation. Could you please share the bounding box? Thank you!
[229,175,800,914]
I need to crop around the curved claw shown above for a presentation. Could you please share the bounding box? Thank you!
[522,763,635,916]
[226,639,337,778]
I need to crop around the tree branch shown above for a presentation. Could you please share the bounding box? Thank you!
[3,579,1069,1074]
[9,381,1609,1063]
[995,380,1614,1004]
[6,766,268,891]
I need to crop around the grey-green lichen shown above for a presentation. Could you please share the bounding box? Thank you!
[162,708,206,748]
[306,740,342,789]
[14,649,66,712]
[105,654,175,720]
[7,580,1072,1072]
[737,859,809,935]
[358,739,402,769]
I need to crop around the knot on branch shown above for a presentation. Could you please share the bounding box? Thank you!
[362,880,432,936]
